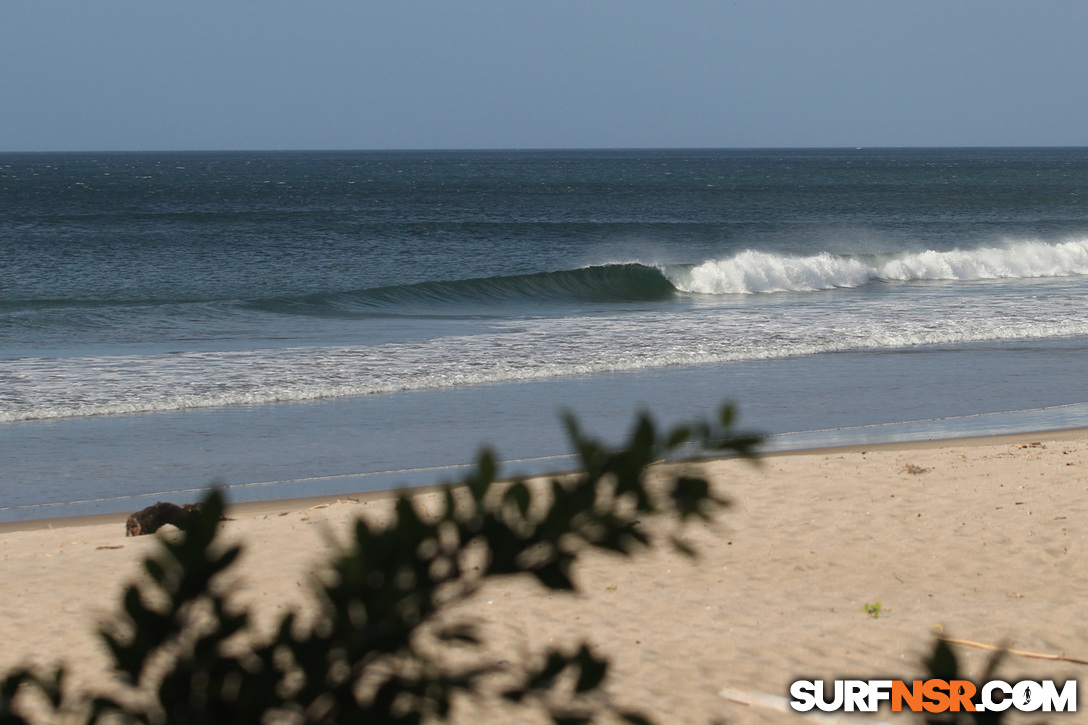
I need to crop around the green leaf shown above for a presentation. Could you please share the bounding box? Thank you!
[552,715,591,725]
[620,711,655,725]
[0,670,38,724]
[470,450,498,499]
[671,476,712,520]
[501,687,526,703]
[669,535,697,558]
[925,639,960,681]
[143,557,167,584]
[665,425,692,450]
[532,560,575,591]
[574,647,607,693]
[434,624,481,646]
[537,651,572,684]
[505,481,532,519]
[718,404,736,429]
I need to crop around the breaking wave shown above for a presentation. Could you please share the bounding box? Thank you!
[673,239,1088,295]
[249,239,1088,317]
[245,263,678,316]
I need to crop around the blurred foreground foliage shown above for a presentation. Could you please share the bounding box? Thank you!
[921,639,1014,725]
[0,406,760,725]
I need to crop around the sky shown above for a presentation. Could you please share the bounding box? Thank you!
[3,1,1088,152]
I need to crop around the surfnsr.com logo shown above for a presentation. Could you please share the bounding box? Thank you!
[790,679,1077,714]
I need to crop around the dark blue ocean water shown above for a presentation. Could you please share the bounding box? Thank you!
[3,148,1088,519]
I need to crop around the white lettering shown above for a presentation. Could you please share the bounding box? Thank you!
[1014,681,1043,712]
[789,681,816,712]
[844,680,868,712]
[815,680,844,712]
[867,680,893,711]
[1040,680,1077,712]
[982,681,1012,712]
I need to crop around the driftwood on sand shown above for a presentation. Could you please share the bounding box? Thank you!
[125,502,205,536]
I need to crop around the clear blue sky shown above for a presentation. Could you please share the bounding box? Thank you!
[4,1,1087,151]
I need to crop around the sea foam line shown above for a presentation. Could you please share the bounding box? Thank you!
[0,452,578,514]
[3,299,1088,423]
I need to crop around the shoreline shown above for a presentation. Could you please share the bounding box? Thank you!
[5,424,1087,535]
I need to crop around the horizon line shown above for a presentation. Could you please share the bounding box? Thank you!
[3,144,1088,155]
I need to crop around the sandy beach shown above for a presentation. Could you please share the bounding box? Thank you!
[3,430,1087,724]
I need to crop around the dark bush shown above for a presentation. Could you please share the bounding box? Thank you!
[0,406,760,725]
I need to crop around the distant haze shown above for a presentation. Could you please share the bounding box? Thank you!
[3,1,1088,152]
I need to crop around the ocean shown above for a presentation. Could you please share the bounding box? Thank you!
[3,148,1088,521]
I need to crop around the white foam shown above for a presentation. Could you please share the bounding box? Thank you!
[4,281,1088,423]
[679,251,872,294]
[673,239,1088,295]
[879,239,1088,281]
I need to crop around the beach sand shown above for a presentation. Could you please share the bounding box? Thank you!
[3,431,1087,723]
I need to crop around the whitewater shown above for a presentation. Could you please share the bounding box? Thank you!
[3,147,1088,519]
[673,238,1088,294]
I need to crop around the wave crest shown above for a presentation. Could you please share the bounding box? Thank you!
[249,263,678,316]
[675,251,872,294]
[673,239,1088,295]
[246,239,1088,316]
